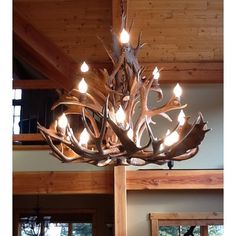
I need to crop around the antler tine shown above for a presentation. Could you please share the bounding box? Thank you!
[81,107,96,139]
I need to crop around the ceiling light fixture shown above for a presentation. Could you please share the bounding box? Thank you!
[38,14,209,168]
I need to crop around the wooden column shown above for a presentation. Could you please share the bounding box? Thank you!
[200,226,208,236]
[114,166,127,236]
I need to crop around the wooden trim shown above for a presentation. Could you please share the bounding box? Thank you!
[142,62,223,83]
[151,220,158,236]
[13,171,113,195]
[13,145,49,151]
[150,212,223,221]
[13,80,60,90]
[114,166,127,236]
[200,226,208,236]
[126,170,223,190]
[158,219,223,226]
[150,212,223,236]
[13,134,45,142]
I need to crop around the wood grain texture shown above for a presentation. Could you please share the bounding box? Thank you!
[13,80,61,89]
[13,171,114,194]
[14,9,79,91]
[14,0,112,63]
[126,170,223,190]
[142,62,223,83]
[13,134,45,142]
[127,0,223,62]
[114,166,127,236]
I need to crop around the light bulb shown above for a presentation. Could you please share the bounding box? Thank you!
[152,66,160,80]
[164,131,179,146]
[78,78,88,94]
[173,83,182,98]
[79,128,90,146]
[166,129,171,136]
[115,105,126,124]
[127,128,134,140]
[178,110,185,126]
[120,29,130,44]
[80,61,89,73]
[57,113,68,129]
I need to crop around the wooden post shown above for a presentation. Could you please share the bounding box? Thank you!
[114,166,127,236]
[150,219,158,236]
[200,226,208,236]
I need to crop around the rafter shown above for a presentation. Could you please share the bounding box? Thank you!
[13,9,79,91]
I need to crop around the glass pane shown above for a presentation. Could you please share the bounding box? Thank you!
[72,223,92,236]
[15,106,21,116]
[180,226,200,236]
[159,226,200,236]
[159,226,180,236]
[13,116,20,134]
[208,225,224,236]
[15,89,22,99]
[45,223,69,236]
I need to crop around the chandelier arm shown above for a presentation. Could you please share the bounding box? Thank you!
[107,117,140,154]
[83,109,100,137]
[81,107,96,139]
[40,130,80,163]
[147,96,187,117]
[109,52,125,87]
[97,35,116,65]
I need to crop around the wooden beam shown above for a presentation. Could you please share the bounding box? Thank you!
[13,134,45,142]
[114,166,127,236]
[126,170,223,190]
[200,226,209,236]
[13,9,79,91]
[142,62,223,83]
[13,80,61,90]
[13,171,113,195]
[150,212,223,221]
[13,145,49,151]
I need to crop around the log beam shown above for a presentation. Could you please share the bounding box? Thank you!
[13,171,113,195]
[126,170,223,190]
[13,9,79,91]
[114,166,127,236]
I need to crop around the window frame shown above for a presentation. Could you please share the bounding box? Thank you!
[149,212,223,236]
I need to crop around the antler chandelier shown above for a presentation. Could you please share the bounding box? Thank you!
[38,15,209,167]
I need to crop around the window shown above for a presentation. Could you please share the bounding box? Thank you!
[12,89,22,134]
[18,210,95,236]
[150,212,223,236]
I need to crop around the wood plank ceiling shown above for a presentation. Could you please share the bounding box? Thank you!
[13,0,223,88]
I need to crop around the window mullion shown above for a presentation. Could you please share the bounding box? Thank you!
[68,222,73,236]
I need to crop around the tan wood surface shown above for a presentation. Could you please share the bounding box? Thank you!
[14,0,112,64]
[114,166,127,236]
[126,170,223,190]
[14,0,223,70]
[13,171,114,194]
[200,226,209,236]
[150,212,223,220]
[13,80,61,89]
[127,0,223,62]
[13,134,45,142]
[14,9,79,91]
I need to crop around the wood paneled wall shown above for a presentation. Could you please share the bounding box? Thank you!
[14,0,112,63]
[14,0,223,64]
[127,0,223,62]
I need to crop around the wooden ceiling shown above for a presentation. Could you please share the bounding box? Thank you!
[13,0,223,89]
